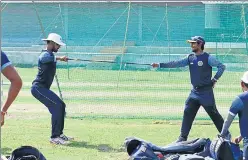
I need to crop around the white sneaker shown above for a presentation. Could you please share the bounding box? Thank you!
[60,134,74,141]
[50,137,69,145]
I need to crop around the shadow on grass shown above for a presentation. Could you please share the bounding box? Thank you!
[1,147,12,155]
[67,141,125,153]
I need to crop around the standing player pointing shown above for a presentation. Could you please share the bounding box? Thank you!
[31,33,73,145]
[152,36,229,142]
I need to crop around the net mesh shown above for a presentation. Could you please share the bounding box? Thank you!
[2,2,248,119]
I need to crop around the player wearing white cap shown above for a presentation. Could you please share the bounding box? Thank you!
[31,33,73,145]
[220,71,248,160]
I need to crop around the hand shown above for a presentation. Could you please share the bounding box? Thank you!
[233,135,243,144]
[1,111,6,127]
[59,56,68,62]
[212,79,217,88]
[151,63,159,68]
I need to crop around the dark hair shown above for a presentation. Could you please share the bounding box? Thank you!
[47,41,58,46]
[197,41,204,50]
[244,82,248,88]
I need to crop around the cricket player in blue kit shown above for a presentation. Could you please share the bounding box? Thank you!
[152,36,228,142]
[220,71,248,160]
[31,33,73,145]
[1,51,22,126]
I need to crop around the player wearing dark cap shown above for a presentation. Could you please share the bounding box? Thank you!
[152,36,229,142]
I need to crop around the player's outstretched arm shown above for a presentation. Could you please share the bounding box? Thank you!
[151,56,189,68]
[56,56,68,62]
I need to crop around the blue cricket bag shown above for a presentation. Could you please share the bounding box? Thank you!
[125,136,243,160]
[210,136,243,160]
[125,137,211,160]
[129,142,162,160]
[7,146,46,160]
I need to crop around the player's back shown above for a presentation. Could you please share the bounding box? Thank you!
[237,91,248,138]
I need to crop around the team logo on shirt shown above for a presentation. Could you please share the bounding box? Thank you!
[198,61,203,66]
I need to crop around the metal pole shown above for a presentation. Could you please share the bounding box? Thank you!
[165,3,171,76]
[0,0,3,154]
[32,1,63,100]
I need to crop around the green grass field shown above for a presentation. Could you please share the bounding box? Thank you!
[2,67,243,118]
[1,67,244,159]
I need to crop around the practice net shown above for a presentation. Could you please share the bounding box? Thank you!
[2,1,248,119]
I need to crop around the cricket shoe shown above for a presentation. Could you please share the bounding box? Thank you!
[50,137,69,145]
[60,134,74,141]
